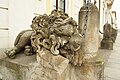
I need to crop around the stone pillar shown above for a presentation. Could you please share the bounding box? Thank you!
[78,3,99,54]
[78,3,104,80]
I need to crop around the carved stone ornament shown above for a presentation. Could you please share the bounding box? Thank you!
[5,9,84,66]
[5,30,34,59]
[31,9,84,66]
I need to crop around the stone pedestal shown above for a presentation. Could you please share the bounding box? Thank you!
[78,4,99,54]
[58,60,104,80]
[101,39,113,50]
[30,49,69,80]
[77,4,104,80]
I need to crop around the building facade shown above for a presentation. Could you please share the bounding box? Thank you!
[0,0,116,48]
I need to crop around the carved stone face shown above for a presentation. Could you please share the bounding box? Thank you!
[54,24,74,36]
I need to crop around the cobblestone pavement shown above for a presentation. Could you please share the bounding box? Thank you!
[104,33,120,80]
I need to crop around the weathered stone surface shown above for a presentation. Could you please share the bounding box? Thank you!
[0,49,36,80]
[58,62,104,80]
[29,52,104,80]
[77,3,104,80]
[78,3,99,54]
[5,30,34,59]
[29,56,68,80]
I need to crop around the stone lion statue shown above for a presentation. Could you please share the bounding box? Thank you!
[5,30,34,59]
[5,9,83,66]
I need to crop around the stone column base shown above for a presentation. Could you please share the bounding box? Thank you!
[100,39,113,50]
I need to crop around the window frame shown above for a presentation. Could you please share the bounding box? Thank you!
[56,0,65,12]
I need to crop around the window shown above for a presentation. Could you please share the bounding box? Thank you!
[56,0,65,12]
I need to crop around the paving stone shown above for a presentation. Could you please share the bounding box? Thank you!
[108,58,120,64]
[104,33,120,80]
[106,62,120,69]
[109,54,120,59]
[104,76,119,80]
[105,67,120,80]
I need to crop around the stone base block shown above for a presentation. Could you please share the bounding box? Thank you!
[0,49,36,80]
[33,52,104,80]
[100,40,113,50]
[58,62,104,80]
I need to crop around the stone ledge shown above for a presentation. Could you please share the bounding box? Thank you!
[0,48,36,67]
[0,48,36,80]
